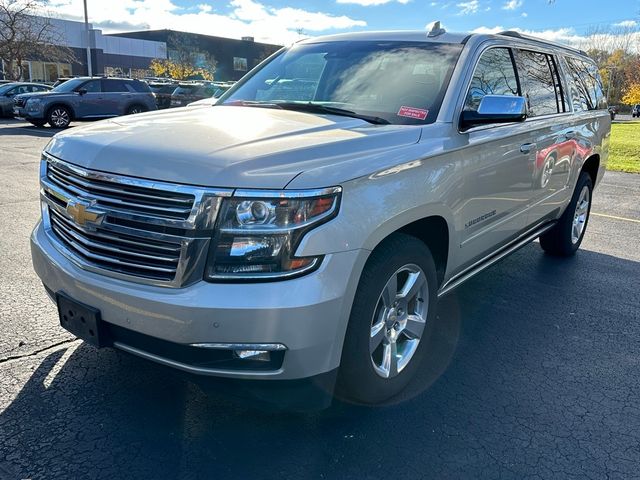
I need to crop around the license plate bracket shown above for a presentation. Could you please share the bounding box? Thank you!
[56,292,106,348]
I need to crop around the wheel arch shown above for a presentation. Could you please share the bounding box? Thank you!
[581,154,600,188]
[46,102,76,120]
[361,207,454,288]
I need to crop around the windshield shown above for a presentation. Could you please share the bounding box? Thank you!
[222,41,462,125]
[0,83,16,94]
[52,78,86,93]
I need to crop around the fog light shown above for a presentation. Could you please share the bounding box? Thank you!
[234,350,271,362]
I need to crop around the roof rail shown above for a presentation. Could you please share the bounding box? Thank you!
[497,30,588,56]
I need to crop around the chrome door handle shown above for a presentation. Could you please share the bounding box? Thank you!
[520,143,537,154]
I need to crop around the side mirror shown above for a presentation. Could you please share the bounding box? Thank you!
[77,88,88,95]
[460,95,527,131]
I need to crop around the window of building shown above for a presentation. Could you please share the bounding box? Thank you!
[233,57,248,72]
[514,49,561,117]
[464,47,519,112]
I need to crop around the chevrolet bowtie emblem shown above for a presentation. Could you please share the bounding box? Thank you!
[66,199,104,226]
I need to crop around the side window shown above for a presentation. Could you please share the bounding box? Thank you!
[464,47,518,112]
[81,80,101,93]
[562,57,588,111]
[102,79,128,93]
[564,57,606,111]
[514,49,560,117]
[584,61,606,110]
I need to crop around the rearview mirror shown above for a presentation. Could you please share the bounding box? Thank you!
[460,95,527,131]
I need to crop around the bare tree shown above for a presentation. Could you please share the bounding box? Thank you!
[0,0,75,80]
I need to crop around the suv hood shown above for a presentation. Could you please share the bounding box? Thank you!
[45,106,422,189]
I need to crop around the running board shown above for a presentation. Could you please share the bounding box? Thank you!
[437,222,556,298]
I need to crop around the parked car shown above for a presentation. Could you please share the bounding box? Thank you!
[169,82,216,107]
[632,104,640,118]
[0,82,51,117]
[186,83,235,107]
[147,81,177,109]
[31,28,609,408]
[14,77,157,128]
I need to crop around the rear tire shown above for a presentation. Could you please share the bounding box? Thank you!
[47,106,71,128]
[126,104,146,115]
[539,171,593,256]
[336,233,438,404]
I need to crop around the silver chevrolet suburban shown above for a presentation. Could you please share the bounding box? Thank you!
[31,27,610,407]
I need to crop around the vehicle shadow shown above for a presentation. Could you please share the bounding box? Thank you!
[0,120,59,138]
[1,244,639,479]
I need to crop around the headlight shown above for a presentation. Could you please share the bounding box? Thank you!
[204,187,341,281]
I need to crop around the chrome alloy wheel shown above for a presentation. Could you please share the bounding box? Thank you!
[50,108,70,127]
[571,185,590,244]
[541,157,555,188]
[369,264,429,379]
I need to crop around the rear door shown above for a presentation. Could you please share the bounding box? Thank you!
[101,79,130,116]
[457,46,533,266]
[513,49,575,227]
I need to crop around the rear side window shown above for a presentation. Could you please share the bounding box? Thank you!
[564,57,606,111]
[464,47,518,112]
[514,50,563,117]
[128,81,151,93]
[102,79,128,93]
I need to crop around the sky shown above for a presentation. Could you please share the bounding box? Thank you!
[44,0,640,46]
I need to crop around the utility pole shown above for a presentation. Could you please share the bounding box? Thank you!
[83,0,93,76]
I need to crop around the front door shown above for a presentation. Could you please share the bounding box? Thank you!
[457,47,533,267]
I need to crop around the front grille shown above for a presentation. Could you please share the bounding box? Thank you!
[49,206,181,281]
[40,154,231,287]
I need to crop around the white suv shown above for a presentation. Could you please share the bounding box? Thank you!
[31,28,609,407]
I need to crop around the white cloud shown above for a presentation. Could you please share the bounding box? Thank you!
[502,0,523,10]
[521,12,528,17]
[456,0,479,15]
[45,0,367,45]
[613,20,637,28]
[336,0,410,5]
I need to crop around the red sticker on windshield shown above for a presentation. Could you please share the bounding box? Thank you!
[397,106,428,120]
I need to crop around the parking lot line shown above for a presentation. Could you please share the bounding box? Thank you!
[592,212,640,224]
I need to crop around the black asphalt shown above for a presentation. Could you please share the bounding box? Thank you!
[1,118,639,479]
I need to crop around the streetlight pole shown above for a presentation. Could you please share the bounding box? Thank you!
[83,0,93,76]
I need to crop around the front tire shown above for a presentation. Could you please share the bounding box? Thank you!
[540,171,593,256]
[47,106,71,128]
[337,233,438,404]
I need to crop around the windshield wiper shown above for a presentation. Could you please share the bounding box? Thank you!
[274,102,390,125]
[231,101,390,125]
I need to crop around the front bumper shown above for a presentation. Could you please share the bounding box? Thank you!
[31,221,366,380]
[13,106,42,120]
